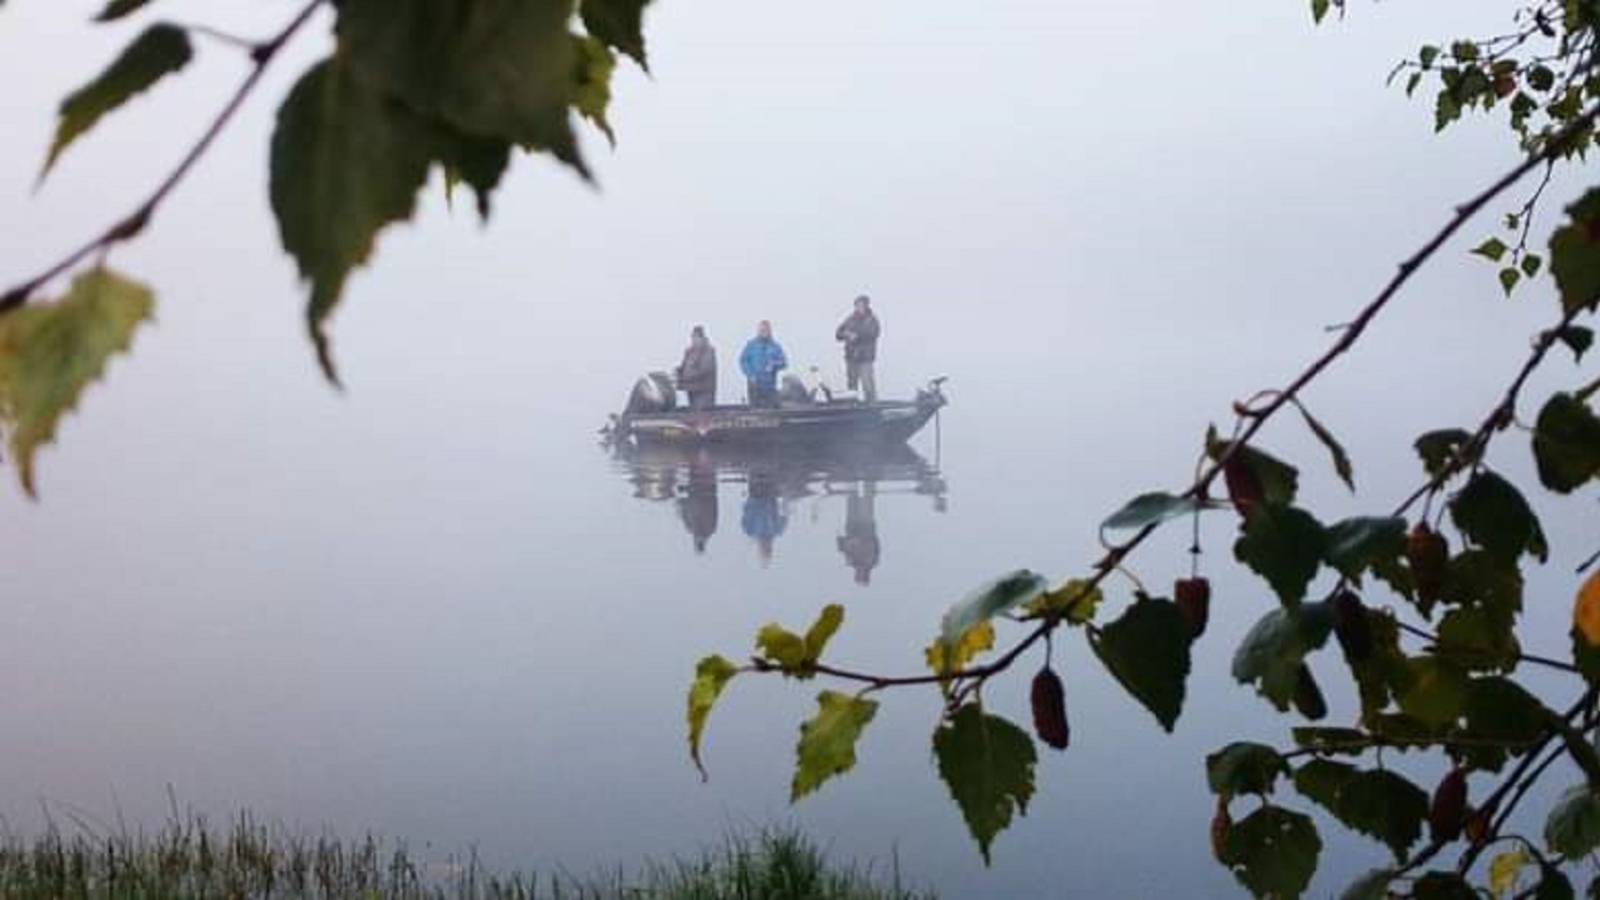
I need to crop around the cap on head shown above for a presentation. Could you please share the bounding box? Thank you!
[691,325,706,338]
[854,294,871,308]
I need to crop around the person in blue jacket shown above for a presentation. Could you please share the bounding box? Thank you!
[738,319,788,407]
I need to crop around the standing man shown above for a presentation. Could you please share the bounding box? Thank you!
[739,319,788,408]
[675,325,717,410]
[835,294,880,401]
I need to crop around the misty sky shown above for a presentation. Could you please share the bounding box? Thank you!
[0,2,1593,896]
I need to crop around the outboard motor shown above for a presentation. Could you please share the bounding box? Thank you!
[779,373,815,405]
[624,371,677,415]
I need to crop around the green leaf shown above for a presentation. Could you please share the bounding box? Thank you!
[757,605,845,675]
[1338,770,1429,860]
[581,0,650,70]
[1435,89,1463,131]
[0,268,154,497]
[686,655,738,779]
[1396,656,1468,728]
[432,131,511,221]
[1291,758,1355,812]
[1295,404,1355,490]
[933,704,1036,865]
[939,570,1048,648]
[1022,578,1102,624]
[1436,606,1519,673]
[1473,237,1510,262]
[1500,266,1523,295]
[1419,45,1440,68]
[756,625,807,669]
[1550,188,1600,315]
[1536,866,1574,900]
[1218,806,1321,899]
[1533,393,1600,493]
[1324,516,1406,579]
[337,0,585,170]
[791,691,878,801]
[803,604,845,662]
[1207,438,1300,507]
[270,58,436,383]
[1523,253,1545,279]
[1415,428,1473,478]
[1345,610,1409,723]
[1206,742,1287,797]
[1463,676,1550,750]
[43,24,193,177]
[1293,760,1432,859]
[1089,596,1191,731]
[1292,726,1371,756]
[1341,868,1394,900]
[1555,324,1593,362]
[1444,549,1524,616]
[1450,470,1548,563]
[1412,871,1475,899]
[1234,503,1327,606]
[1546,784,1600,858]
[94,0,153,21]
[1310,0,1329,24]
[1101,491,1202,531]
[571,35,617,145]
[1232,602,1335,711]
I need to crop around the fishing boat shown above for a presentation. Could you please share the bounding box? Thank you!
[603,373,947,447]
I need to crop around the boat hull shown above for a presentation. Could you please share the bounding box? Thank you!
[616,390,945,448]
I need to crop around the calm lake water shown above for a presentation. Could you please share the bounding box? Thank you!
[4,2,1593,894]
[4,333,1589,900]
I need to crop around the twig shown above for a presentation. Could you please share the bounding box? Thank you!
[0,0,328,312]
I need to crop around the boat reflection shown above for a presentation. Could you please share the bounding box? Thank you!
[611,442,947,583]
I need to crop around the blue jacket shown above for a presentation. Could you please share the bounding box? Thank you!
[739,336,788,389]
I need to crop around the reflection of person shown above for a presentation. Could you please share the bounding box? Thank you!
[677,454,718,553]
[741,470,788,564]
[738,320,788,408]
[675,325,718,410]
[834,294,880,402]
[837,483,881,585]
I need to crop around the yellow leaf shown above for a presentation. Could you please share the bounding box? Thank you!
[1487,847,1527,899]
[925,621,995,677]
[1023,578,1103,624]
[0,267,153,497]
[756,624,807,669]
[687,655,738,780]
[1574,570,1600,646]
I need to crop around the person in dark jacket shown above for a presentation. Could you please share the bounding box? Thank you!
[834,294,880,401]
[738,320,788,408]
[837,483,881,585]
[675,325,717,409]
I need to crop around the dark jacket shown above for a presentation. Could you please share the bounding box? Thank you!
[676,340,717,395]
[835,310,880,363]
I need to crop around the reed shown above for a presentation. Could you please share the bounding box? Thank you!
[0,813,934,899]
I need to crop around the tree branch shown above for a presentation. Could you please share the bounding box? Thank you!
[0,0,328,312]
[783,100,1600,695]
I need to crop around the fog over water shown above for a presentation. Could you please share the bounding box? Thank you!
[0,1,1595,896]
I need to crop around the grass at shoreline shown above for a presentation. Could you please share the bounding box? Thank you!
[0,813,935,899]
